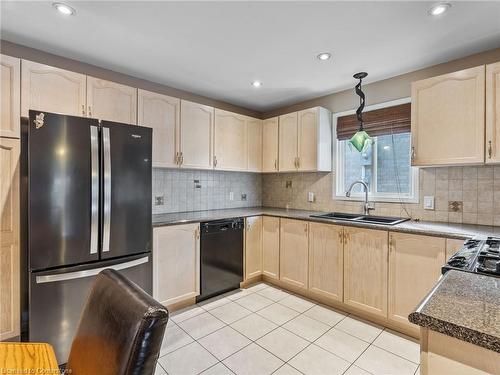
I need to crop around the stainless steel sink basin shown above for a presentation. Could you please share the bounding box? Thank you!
[310,212,409,226]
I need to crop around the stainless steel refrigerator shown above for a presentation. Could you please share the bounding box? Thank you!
[21,110,153,363]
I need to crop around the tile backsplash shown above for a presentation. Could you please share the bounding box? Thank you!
[152,168,262,214]
[262,166,500,226]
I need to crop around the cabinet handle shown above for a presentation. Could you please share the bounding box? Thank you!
[175,152,180,165]
[344,232,348,243]
[297,157,300,169]
[338,230,343,244]
[274,159,277,170]
[488,141,492,159]
[81,104,85,115]
[304,224,308,233]
[180,152,184,165]
[411,146,415,161]
[88,106,92,117]
[214,155,218,167]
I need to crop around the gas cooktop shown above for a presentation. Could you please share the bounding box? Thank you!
[443,237,500,277]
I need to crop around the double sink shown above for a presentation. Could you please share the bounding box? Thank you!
[310,212,409,226]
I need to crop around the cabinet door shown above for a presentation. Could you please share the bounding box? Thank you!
[298,108,318,171]
[344,227,388,317]
[1,55,20,138]
[279,112,298,171]
[153,224,200,306]
[411,66,485,166]
[279,219,308,289]
[486,61,500,163]
[0,138,20,340]
[262,216,280,279]
[87,77,137,124]
[262,117,279,172]
[180,100,214,169]
[445,238,465,262]
[247,117,263,172]
[21,60,86,117]
[388,233,445,331]
[214,109,247,171]
[138,90,180,168]
[308,223,343,302]
[245,216,263,280]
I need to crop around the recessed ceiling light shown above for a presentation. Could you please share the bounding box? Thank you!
[428,2,451,16]
[52,2,76,15]
[317,52,332,61]
[251,80,262,88]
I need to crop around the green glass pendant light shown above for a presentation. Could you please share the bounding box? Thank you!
[349,72,371,152]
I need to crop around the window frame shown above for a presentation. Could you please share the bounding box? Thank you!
[333,97,419,204]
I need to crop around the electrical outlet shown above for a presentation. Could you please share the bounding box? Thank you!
[308,192,315,202]
[241,193,247,201]
[286,180,292,188]
[229,192,234,201]
[155,196,164,206]
[424,196,435,210]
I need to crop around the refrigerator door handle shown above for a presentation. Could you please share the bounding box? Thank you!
[35,256,149,284]
[90,126,99,255]
[102,127,111,253]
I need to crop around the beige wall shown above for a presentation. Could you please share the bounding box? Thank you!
[0,40,261,118]
[262,47,500,118]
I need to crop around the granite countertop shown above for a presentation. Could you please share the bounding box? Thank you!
[409,270,500,353]
[152,206,500,239]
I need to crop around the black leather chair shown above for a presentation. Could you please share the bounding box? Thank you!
[66,269,169,375]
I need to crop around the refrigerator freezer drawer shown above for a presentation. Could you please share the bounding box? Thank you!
[29,254,152,364]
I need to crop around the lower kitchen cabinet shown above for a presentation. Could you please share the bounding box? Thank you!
[308,222,343,302]
[343,227,388,317]
[388,232,445,331]
[262,216,280,279]
[153,223,200,306]
[245,216,263,280]
[0,138,20,340]
[280,219,309,289]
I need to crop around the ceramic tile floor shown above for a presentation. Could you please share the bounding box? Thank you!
[155,283,421,375]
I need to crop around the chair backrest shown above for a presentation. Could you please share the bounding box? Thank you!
[66,269,169,375]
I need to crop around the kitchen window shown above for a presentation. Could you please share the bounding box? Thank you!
[334,98,419,203]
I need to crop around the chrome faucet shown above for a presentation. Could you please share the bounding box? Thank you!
[346,180,374,215]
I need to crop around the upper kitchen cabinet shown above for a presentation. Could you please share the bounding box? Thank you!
[262,117,279,172]
[214,109,247,171]
[180,100,214,169]
[486,61,500,163]
[86,77,137,124]
[21,60,86,117]
[246,117,263,172]
[279,107,332,172]
[1,55,20,138]
[138,90,180,168]
[388,232,445,333]
[411,66,485,166]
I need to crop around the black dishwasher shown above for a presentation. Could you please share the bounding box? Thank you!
[197,218,244,302]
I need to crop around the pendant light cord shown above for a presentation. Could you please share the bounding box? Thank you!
[355,77,365,131]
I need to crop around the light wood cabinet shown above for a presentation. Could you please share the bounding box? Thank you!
[262,216,280,279]
[1,55,20,138]
[279,219,309,289]
[138,90,180,168]
[245,216,263,280]
[21,60,86,117]
[308,223,343,302]
[343,227,388,317]
[86,77,137,124]
[446,238,465,261]
[486,61,500,163]
[247,117,263,172]
[214,109,247,171]
[180,100,214,169]
[411,66,486,166]
[0,138,20,340]
[388,233,445,331]
[279,107,332,172]
[279,112,299,171]
[262,117,279,172]
[153,223,200,306]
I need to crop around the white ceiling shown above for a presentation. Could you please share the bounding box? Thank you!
[2,1,500,112]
